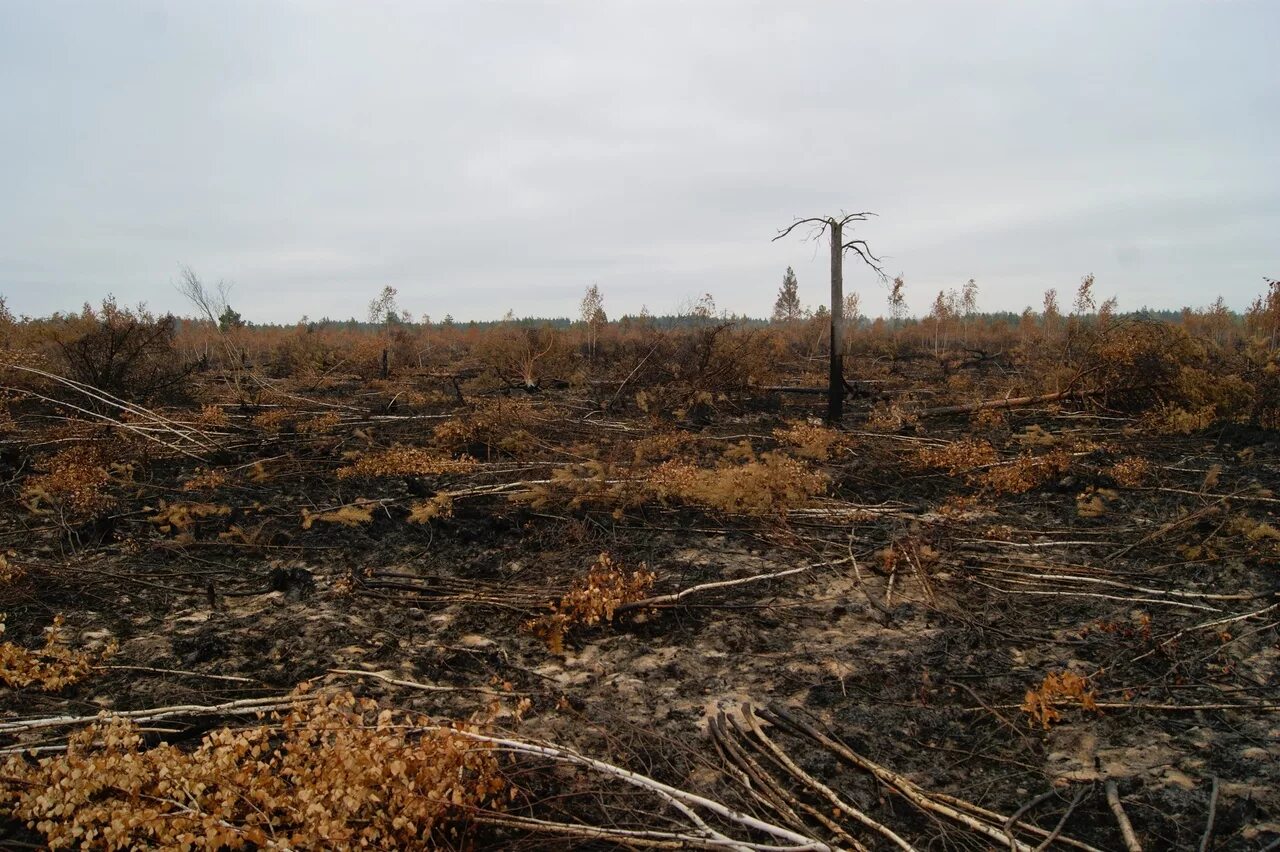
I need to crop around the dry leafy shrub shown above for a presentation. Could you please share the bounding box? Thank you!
[250,408,294,433]
[0,614,114,691]
[1076,486,1119,518]
[181,467,228,492]
[296,411,343,434]
[614,323,783,411]
[337,446,477,479]
[977,449,1071,495]
[1140,403,1217,435]
[1223,511,1280,544]
[1074,319,1255,424]
[971,406,1007,430]
[1021,670,1099,729]
[407,493,454,523]
[774,421,846,460]
[937,494,980,517]
[301,499,378,530]
[866,400,919,432]
[148,502,231,540]
[474,324,570,390]
[38,297,195,403]
[649,451,826,516]
[631,430,700,463]
[21,445,115,517]
[1014,423,1058,447]
[914,438,998,475]
[523,553,655,653]
[194,404,229,427]
[433,398,546,457]
[0,554,23,586]
[1106,456,1152,487]
[0,688,505,850]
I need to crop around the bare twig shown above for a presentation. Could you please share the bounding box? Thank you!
[1198,776,1220,852]
[1105,780,1143,852]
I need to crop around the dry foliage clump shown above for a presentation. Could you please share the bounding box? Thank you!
[1227,514,1280,547]
[977,449,1072,495]
[773,421,846,460]
[0,554,23,586]
[1106,456,1152,487]
[250,408,294,433]
[1141,403,1217,436]
[296,411,343,434]
[407,493,454,524]
[194,404,229,427]
[631,430,700,463]
[181,467,228,492]
[523,553,655,653]
[866,400,920,432]
[433,398,545,457]
[1076,486,1119,518]
[148,502,231,539]
[21,445,114,517]
[337,446,477,479]
[915,438,999,475]
[0,614,114,691]
[649,452,826,516]
[301,499,378,530]
[0,689,505,850]
[1021,670,1100,729]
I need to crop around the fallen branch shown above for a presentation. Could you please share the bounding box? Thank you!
[916,389,1092,418]
[618,562,842,613]
[329,668,524,696]
[1105,780,1143,852]
[0,695,304,735]
[1198,776,1220,852]
[437,727,832,851]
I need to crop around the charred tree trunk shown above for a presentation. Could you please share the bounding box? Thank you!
[828,217,843,423]
[773,210,884,425]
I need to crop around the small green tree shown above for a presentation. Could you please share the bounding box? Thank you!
[217,305,244,334]
[367,287,402,378]
[772,267,803,323]
[580,284,606,358]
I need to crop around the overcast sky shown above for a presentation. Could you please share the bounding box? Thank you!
[2,1,1277,323]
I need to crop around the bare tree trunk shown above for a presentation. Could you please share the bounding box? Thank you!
[828,218,843,423]
[773,211,883,424]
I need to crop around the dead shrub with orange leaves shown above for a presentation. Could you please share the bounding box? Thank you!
[649,451,826,516]
[1021,670,1100,729]
[337,445,477,479]
[914,438,999,475]
[773,421,847,460]
[0,688,506,850]
[20,444,117,518]
[433,398,549,458]
[976,449,1072,495]
[1106,456,1152,487]
[0,614,114,692]
[523,553,655,654]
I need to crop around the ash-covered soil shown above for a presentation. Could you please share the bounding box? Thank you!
[2,396,1278,850]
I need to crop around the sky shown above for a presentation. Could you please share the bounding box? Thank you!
[1,1,1277,323]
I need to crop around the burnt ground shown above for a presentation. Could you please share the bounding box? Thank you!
[0,385,1277,850]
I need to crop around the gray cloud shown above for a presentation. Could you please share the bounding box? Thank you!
[2,0,1277,322]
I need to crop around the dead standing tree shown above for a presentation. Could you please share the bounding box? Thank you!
[773,212,885,422]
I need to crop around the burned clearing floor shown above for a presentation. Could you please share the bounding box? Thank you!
[1,390,1278,850]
